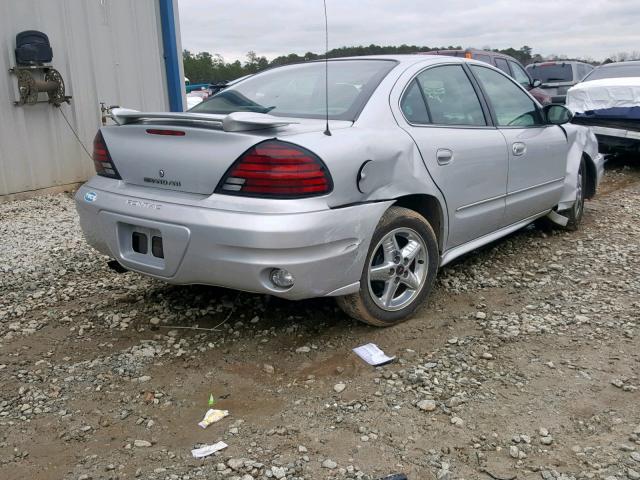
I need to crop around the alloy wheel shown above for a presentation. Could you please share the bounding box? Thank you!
[367,228,428,311]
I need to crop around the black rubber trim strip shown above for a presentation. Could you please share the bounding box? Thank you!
[330,198,394,210]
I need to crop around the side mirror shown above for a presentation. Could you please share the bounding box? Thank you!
[544,104,573,125]
[531,79,542,88]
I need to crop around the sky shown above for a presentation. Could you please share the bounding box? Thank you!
[177,0,638,63]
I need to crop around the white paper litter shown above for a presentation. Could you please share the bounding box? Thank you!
[198,409,229,429]
[191,441,228,458]
[353,343,395,366]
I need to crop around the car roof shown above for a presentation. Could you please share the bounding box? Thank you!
[421,48,518,61]
[320,54,471,67]
[527,61,590,66]
[598,60,640,68]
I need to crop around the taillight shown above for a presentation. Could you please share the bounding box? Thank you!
[92,131,121,179]
[216,140,333,198]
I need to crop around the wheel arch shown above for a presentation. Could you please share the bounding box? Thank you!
[392,194,446,252]
[582,152,597,199]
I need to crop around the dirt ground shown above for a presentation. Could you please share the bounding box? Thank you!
[1,158,639,480]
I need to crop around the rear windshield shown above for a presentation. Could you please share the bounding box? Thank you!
[583,63,640,82]
[527,64,573,83]
[191,59,397,121]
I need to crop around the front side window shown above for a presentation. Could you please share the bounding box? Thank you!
[410,65,486,126]
[191,60,397,121]
[509,61,531,87]
[471,65,543,127]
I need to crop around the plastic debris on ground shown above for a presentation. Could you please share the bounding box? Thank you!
[353,343,395,366]
[191,441,228,458]
[198,409,229,429]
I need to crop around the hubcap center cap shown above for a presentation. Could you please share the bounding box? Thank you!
[396,265,405,275]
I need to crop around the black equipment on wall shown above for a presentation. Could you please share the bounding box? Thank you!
[10,30,71,106]
[15,30,53,65]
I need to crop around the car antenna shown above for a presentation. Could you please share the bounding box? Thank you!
[323,0,331,136]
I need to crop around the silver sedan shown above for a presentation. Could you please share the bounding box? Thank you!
[75,55,604,326]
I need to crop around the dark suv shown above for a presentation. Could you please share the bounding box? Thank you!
[422,49,551,105]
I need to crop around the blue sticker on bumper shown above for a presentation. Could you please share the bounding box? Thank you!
[84,191,97,202]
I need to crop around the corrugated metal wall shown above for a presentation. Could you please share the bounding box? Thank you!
[0,0,181,196]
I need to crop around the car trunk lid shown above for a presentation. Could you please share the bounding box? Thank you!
[101,124,268,195]
[101,111,350,195]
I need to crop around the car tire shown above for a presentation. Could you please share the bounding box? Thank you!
[535,158,586,232]
[336,206,439,327]
[562,158,586,231]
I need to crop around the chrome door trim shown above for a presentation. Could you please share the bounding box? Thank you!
[508,177,565,196]
[456,176,563,214]
[456,193,507,212]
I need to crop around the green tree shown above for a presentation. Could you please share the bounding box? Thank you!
[182,44,586,83]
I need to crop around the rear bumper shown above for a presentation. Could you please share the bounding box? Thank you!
[75,184,391,300]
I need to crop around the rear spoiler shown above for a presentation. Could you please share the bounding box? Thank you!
[110,108,299,132]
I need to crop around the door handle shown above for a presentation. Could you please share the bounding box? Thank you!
[512,142,527,156]
[436,148,453,165]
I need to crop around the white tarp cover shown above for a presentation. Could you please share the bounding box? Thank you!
[567,77,640,113]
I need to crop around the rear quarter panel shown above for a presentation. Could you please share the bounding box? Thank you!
[279,59,450,245]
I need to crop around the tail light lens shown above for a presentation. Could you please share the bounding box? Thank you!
[216,140,333,198]
[93,130,121,179]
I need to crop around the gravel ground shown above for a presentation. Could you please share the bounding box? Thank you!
[1,159,639,480]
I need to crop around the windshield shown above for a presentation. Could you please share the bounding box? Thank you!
[526,64,573,83]
[191,59,397,121]
[583,63,640,82]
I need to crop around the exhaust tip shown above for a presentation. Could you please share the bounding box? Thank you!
[107,260,128,274]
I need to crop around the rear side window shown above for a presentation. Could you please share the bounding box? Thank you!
[471,65,543,127]
[494,58,510,74]
[409,65,486,126]
[509,61,531,87]
[400,80,430,124]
